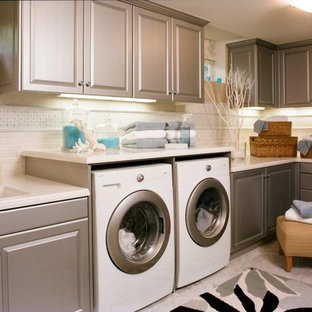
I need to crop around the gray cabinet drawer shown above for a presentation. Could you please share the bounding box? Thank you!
[0,198,88,235]
[300,163,312,174]
[300,173,312,190]
[300,190,312,201]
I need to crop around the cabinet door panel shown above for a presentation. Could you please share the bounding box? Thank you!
[173,20,203,102]
[0,219,89,312]
[0,1,19,93]
[231,169,265,252]
[84,0,132,97]
[133,7,171,100]
[228,44,256,105]
[280,46,311,106]
[22,0,83,93]
[258,46,275,106]
[266,165,294,233]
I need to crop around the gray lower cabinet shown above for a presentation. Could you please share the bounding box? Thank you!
[231,164,294,252]
[299,163,312,201]
[0,198,89,312]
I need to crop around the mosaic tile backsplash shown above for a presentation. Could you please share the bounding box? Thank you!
[1,102,312,180]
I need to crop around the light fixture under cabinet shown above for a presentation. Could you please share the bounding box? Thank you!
[57,94,157,103]
[287,0,312,13]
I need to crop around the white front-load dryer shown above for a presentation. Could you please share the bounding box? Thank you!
[174,157,231,288]
[92,163,174,312]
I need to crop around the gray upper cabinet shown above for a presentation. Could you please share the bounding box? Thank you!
[279,44,312,107]
[0,1,19,94]
[22,0,84,93]
[227,39,276,108]
[133,7,172,100]
[21,0,132,96]
[133,7,204,102]
[84,0,132,97]
[172,19,204,102]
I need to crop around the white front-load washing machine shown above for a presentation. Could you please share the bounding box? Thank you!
[92,163,174,312]
[174,157,231,288]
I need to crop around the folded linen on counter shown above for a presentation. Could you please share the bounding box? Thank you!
[165,130,196,139]
[121,122,166,133]
[167,138,196,147]
[292,199,312,218]
[285,207,312,224]
[121,130,166,141]
[165,121,195,130]
[253,119,268,134]
[263,115,288,121]
[303,135,312,141]
[298,139,312,155]
[121,138,167,148]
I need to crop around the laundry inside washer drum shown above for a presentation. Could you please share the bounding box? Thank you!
[195,188,221,235]
[118,202,161,260]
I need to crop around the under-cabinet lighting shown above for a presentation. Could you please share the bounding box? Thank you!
[287,0,312,13]
[58,94,157,103]
[243,107,265,111]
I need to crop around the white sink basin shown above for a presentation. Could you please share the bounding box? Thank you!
[0,186,28,198]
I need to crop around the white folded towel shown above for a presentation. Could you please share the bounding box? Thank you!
[263,115,288,121]
[285,207,312,224]
[121,130,166,141]
[166,130,196,139]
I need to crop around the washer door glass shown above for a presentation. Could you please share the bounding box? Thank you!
[107,190,170,274]
[186,178,229,247]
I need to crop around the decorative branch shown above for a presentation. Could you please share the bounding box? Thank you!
[205,67,254,151]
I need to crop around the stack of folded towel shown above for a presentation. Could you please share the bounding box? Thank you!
[120,122,167,148]
[165,121,196,147]
[120,120,197,149]
[298,135,312,156]
[285,200,312,224]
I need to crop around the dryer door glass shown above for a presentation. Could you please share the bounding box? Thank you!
[186,178,229,247]
[106,190,170,274]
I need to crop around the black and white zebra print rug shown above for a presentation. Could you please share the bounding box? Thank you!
[171,268,312,312]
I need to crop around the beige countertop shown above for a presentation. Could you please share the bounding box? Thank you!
[22,146,233,164]
[231,155,312,172]
[0,175,90,210]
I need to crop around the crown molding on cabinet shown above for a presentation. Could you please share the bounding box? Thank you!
[226,38,277,50]
[118,0,209,26]
[277,39,312,50]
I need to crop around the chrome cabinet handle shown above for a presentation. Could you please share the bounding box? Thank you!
[86,82,91,87]
[206,165,211,172]
[78,81,84,86]
[168,90,173,95]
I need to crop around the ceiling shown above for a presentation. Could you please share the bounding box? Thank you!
[150,0,312,44]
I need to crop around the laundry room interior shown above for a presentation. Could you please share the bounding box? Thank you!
[1,0,312,311]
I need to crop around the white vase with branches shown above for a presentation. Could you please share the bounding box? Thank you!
[206,68,254,159]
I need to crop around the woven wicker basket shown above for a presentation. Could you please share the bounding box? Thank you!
[259,121,292,136]
[300,147,312,158]
[250,136,297,157]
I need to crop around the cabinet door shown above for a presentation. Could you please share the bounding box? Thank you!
[172,19,203,102]
[21,0,84,93]
[231,169,265,252]
[266,164,294,234]
[0,1,19,93]
[133,7,172,100]
[228,44,258,106]
[257,45,275,107]
[0,219,89,312]
[279,46,312,107]
[84,0,132,97]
